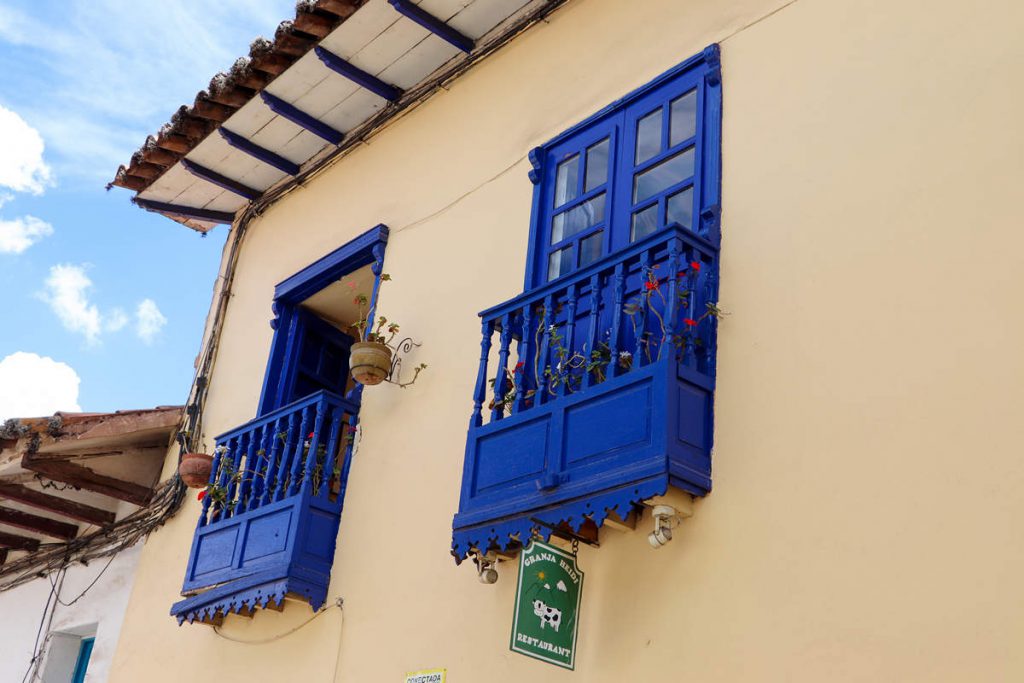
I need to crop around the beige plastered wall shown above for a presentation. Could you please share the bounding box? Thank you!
[109,0,1024,680]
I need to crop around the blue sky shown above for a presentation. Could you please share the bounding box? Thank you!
[0,1,295,418]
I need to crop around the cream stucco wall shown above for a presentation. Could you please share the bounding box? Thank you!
[110,0,1024,680]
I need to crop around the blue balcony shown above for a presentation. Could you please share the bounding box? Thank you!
[452,225,719,560]
[171,390,357,624]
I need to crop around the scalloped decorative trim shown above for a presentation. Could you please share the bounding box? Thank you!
[451,476,669,563]
[171,575,326,625]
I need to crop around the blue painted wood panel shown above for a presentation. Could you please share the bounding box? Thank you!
[452,48,721,560]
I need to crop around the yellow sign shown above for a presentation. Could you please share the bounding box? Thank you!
[404,668,446,683]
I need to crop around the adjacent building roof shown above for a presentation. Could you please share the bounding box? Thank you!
[0,407,181,566]
[108,0,553,232]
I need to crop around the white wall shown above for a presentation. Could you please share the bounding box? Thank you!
[0,544,142,683]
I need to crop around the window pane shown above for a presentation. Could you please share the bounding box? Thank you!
[584,138,610,191]
[669,89,697,146]
[630,204,659,242]
[554,154,579,207]
[548,246,573,281]
[635,109,661,164]
[666,187,694,229]
[579,230,604,267]
[551,193,606,244]
[632,147,695,203]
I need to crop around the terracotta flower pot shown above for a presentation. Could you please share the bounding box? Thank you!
[350,341,392,386]
[178,453,214,489]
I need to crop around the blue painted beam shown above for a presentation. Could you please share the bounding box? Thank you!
[260,92,344,145]
[388,0,474,53]
[219,128,300,176]
[314,47,403,102]
[132,197,236,224]
[181,159,261,200]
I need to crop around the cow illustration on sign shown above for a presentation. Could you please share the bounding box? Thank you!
[510,540,584,669]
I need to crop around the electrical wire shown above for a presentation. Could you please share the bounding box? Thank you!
[21,563,66,683]
[211,597,344,645]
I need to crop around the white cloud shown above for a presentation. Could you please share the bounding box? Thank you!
[0,1,295,184]
[0,215,53,254]
[135,298,167,344]
[105,307,129,332]
[0,352,81,420]
[0,104,52,194]
[40,264,103,344]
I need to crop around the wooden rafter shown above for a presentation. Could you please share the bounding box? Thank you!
[0,506,78,540]
[0,484,115,527]
[21,456,153,507]
[0,531,41,552]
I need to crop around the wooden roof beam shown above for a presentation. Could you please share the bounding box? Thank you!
[261,91,344,145]
[0,531,40,552]
[181,159,262,200]
[315,46,403,102]
[21,457,153,507]
[0,484,114,526]
[0,506,78,540]
[219,128,300,176]
[388,0,474,53]
[133,198,236,225]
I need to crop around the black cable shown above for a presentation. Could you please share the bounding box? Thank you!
[51,553,118,607]
[21,564,65,683]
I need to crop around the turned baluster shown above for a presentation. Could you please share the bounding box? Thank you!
[287,405,315,497]
[491,313,514,422]
[235,426,260,515]
[272,412,299,502]
[537,294,555,404]
[469,319,493,428]
[663,237,683,361]
[585,273,602,387]
[634,250,653,365]
[561,284,579,396]
[609,263,626,377]
[318,404,345,499]
[299,399,327,496]
[513,304,534,412]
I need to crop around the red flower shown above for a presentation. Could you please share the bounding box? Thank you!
[197,490,207,501]
[514,361,525,373]
[644,279,659,291]
[308,431,315,439]
[683,318,698,327]
[690,260,701,272]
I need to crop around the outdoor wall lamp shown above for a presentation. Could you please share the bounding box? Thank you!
[648,505,680,549]
[475,551,499,584]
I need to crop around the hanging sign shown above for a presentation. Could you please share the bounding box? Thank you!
[510,539,584,670]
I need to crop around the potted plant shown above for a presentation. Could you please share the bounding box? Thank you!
[178,451,214,489]
[346,274,427,387]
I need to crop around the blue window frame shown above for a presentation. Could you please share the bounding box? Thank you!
[71,637,94,683]
[171,225,390,624]
[526,46,721,288]
[452,46,721,561]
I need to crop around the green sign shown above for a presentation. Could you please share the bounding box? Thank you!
[510,539,584,669]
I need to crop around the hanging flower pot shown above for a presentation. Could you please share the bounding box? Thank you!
[349,341,392,386]
[178,452,214,489]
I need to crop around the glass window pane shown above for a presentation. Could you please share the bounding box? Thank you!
[632,147,695,203]
[669,89,697,146]
[666,187,694,230]
[548,246,573,281]
[584,138,610,191]
[551,193,606,244]
[630,204,659,242]
[635,109,661,164]
[554,154,579,207]
[579,230,604,267]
